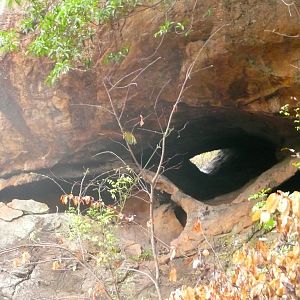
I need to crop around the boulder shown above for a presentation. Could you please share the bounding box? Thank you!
[0,202,23,221]
[7,199,49,214]
[0,0,299,187]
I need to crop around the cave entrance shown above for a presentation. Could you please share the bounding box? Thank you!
[277,171,300,192]
[0,175,108,212]
[164,134,279,201]
[190,149,233,175]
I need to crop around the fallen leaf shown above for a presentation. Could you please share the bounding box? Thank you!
[52,261,61,270]
[192,218,202,233]
[170,246,176,261]
[277,197,290,215]
[182,287,196,300]
[252,210,261,222]
[169,267,177,282]
[290,191,300,217]
[21,251,31,264]
[265,193,279,213]
[60,194,68,205]
[139,114,144,127]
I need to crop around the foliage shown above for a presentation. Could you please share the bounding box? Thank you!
[123,131,137,145]
[280,104,300,131]
[279,103,300,169]
[106,170,134,210]
[66,201,121,266]
[2,0,138,83]
[0,30,19,52]
[248,187,271,201]
[103,46,129,64]
[203,6,213,18]
[154,20,187,38]
[131,248,153,262]
[169,191,300,299]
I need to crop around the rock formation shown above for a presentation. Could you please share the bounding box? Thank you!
[0,0,300,260]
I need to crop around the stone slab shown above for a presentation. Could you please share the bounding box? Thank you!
[0,202,23,221]
[7,199,49,214]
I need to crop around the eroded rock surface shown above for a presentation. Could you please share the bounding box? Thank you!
[0,0,299,185]
[1,2,300,297]
[7,199,49,214]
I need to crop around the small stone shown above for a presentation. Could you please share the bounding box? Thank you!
[124,241,142,257]
[7,199,49,214]
[0,202,23,221]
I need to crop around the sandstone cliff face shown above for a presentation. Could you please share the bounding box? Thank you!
[1,4,300,296]
[0,0,299,187]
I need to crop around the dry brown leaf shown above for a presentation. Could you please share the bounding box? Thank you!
[192,218,202,233]
[169,267,177,282]
[265,193,279,213]
[290,192,300,217]
[252,210,261,222]
[256,241,269,260]
[52,261,61,270]
[60,194,68,205]
[233,250,245,265]
[21,251,31,264]
[183,257,193,266]
[277,197,290,215]
[12,258,21,268]
[182,287,196,300]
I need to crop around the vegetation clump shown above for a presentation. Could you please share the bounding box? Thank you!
[1,0,139,83]
[169,191,300,300]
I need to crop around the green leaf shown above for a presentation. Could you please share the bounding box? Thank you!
[262,217,276,231]
[123,131,137,145]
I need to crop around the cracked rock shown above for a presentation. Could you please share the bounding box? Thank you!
[7,199,49,215]
[0,202,23,222]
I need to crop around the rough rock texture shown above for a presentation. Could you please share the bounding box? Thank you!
[0,202,23,222]
[0,0,299,183]
[7,199,49,214]
[0,0,300,281]
[0,199,202,299]
[153,204,184,245]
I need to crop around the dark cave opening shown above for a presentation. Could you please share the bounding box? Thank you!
[277,171,300,193]
[173,205,187,227]
[0,108,298,210]
[163,133,279,201]
[0,176,106,212]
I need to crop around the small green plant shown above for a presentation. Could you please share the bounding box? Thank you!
[154,20,174,37]
[203,7,213,18]
[106,169,134,210]
[131,249,153,262]
[103,46,129,64]
[0,30,19,52]
[249,188,275,231]
[280,103,300,131]
[248,188,271,201]
[279,103,300,170]
[154,20,187,38]
[67,204,121,265]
